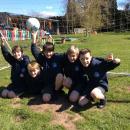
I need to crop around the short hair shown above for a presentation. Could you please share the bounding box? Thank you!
[12,45,23,53]
[67,45,79,55]
[42,42,54,52]
[79,48,91,56]
[27,61,40,72]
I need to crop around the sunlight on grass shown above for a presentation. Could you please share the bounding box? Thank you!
[0,32,130,130]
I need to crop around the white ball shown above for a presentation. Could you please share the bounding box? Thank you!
[26,18,40,31]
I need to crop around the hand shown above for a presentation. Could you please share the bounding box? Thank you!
[113,58,121,64]
[0,36,5,46]
[106,53,113,61]
[31,31,38,44]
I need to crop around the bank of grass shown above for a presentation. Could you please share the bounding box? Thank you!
[0,32,130,130]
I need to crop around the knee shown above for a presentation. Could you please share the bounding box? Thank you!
[78,96,89,107]
[1,89,9,98]
[55,73,64,90]
[8,91,17,98]
[91,90,105,100]
[63,77,72,89]
[42,93,51,102]
[69,90,79,103]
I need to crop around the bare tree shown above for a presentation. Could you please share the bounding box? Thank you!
[65,0,118,33]
[65,0,81,33]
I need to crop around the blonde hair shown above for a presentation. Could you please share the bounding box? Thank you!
[67,45,79,55]
[27,61,40,71]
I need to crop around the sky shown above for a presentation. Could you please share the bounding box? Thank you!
[0,0,129,17]
[117,0,130,10]
[0,0,67,17]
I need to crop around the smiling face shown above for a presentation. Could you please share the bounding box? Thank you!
[67,45,79,63]
[79,49,92,67]
[44,50,54,59]
[27,61,40,78]
[68,53,78,63]
[42,42,54,59]
[12,46,23,60]
[28,68,40,78]
[13,51,22,60]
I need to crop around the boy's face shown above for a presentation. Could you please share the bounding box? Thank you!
[13,51,22,60]
[68,53,78,63]
[44,51,54,59]
[79,52,92,67]
[28,68,40,78]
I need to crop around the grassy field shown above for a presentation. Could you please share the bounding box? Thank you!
[0,32,130,130]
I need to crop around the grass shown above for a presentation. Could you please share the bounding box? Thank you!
[0,32,130,130]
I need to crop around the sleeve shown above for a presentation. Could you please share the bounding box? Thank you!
[102,60,120,71]
[31,43,44,65]
[58,53,65,68]
[23,55,30,66]
[1,44,14,65]
[60,53,66,68]
[31,43,41,60]
[20,55,30,77]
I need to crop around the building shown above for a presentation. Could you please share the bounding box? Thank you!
[0,12,59,34]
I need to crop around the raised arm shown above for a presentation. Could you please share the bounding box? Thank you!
[0,36,14,65]
[103,53,121,71]
[31,31,41,59]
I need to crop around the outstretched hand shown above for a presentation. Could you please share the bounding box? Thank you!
[31,31,38,44]
[106,53,120,64]
[113,58,121,64]
[0,36,6,46]
[0,34,12,51]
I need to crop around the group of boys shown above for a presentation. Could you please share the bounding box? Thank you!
[0,31,121,109]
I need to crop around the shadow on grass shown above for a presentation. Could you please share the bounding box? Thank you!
[70,102,96,113]
[124,37,130,40]
[25,95,43,105]
[55,41,62,44]
[0,86,6,91]
[27,93,97,113]
[27,92,72,112]
[107,99,130,103]
[0,86,7,97]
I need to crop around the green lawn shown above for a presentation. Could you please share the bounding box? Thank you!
[0,32,130,130]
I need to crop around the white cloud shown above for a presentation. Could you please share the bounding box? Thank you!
[28,10,58,18]
[118,6,124,10]
[45,6,53,10]
[117,1,126,10]
[20,9,29,15]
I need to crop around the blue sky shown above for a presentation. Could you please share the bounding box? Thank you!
[117,0,129,10]
[0,0,67,17]
[0,0,128,17]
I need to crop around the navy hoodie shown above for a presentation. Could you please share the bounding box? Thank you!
[82,57,120,92]
[1,45,30,85]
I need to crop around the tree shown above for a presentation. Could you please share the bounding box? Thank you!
[65,0,81,33]
[73,0,105,32]
[65,0,118,33]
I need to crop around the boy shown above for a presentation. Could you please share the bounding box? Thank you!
[0,36,30,98]
[23,61,45,95]
[31,32,63,102]
[61,45,83,103]
[78,48,120,108]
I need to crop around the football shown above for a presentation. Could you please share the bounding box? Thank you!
[26,18,40,31]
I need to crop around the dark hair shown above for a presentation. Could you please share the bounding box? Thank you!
[12,45,23,53]
[79,48,91,56]
[42,42,54,52]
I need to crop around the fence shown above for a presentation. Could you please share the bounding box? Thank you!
[0,29,46,41]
